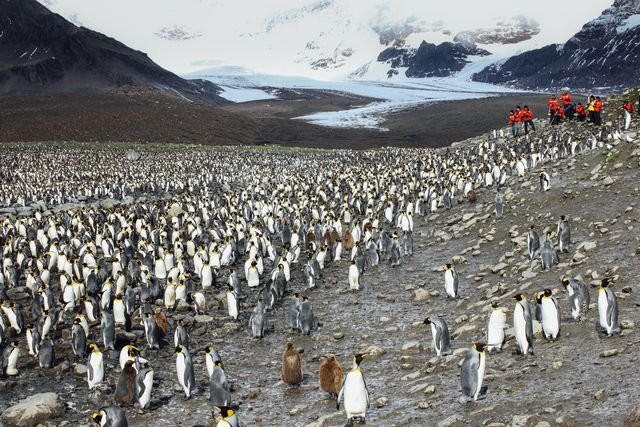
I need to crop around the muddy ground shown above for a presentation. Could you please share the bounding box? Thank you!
[0,89,550,149]
[1,111,640,427]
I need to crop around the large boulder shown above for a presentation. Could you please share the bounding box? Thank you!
[1,393,65,426]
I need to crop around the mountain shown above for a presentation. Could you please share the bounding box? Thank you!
[472,0,640,90]
[36,0,613,80]
[0,0,225,102]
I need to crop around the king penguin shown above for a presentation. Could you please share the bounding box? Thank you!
[91,405,128,427]
[114,359,137,406]
[598,278,621,336]
[209,360,231,406]
[540,289,560,341]
[281,341,303,386]
[299,296,314,336]
[527,225,540,260]
[38,338,55,369]
[319,353,343,399]
[513,293,534,356]
[87,343,104,390]
[213,406,239,427]
[423,316,451,356]
[557,215,570,253]
[444,263,459,298]
[3,341,20,376]
[135,362,154,409]
[460,343,487,402]
[175,344,197,399]
[337,353,369,424]
[348,260,360,290]
[486,302,506,353]
[562,276,590,321]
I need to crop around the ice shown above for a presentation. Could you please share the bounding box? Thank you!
[616,14,640,33]
[218,85,277,103]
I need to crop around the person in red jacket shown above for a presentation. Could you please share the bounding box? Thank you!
[552,106,564,125]
[509,110,517,136]
[593,96,604,126]
[576,103,587,122]
[523,105,535,134]
[561,92,572,108]
[548,95,559,123]
[623,99,634,130]
[514,106,524,136]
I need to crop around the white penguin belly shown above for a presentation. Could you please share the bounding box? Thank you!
[514,304,528,354]
[474,353,486,400]
[344,373,368,418]
[487,312,505,350]
[598,290,608,330]
[176,354,186,388]
[541,299,559,339]
[430,323,441,355]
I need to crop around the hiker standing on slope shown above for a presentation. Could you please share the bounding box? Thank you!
[576,103,587,122]
[623,99,634,130]
[548,95,559,123]
[561,91,572,115]
[593,96,604,126]
[523,105,535,134]
[509,110,517,137]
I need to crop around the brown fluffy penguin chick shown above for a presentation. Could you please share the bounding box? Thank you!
[343,229,354,250]
[281,342,303,385]
[319,353,344,398]
[114,359,137,406]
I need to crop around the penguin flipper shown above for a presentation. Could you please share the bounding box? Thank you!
[87,363,94,383]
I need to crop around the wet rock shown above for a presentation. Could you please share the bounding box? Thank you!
[621,320,635,329]
[333,332,344,340]
[626,402,640,426]
[491,263,508,273]
[176,300,191,312]
[417,400,431,410]
[409,383,429,393]
[582,241,597,252]
[363,345,385,357]
[594,389,606,401]
[1,393,65,427]
[194,314,214,323]
[289,405,306,416]
[401,371,422,381]
[602,176,615,186]
[412,288,430,302]
[452,255,467,265]
[553,361,563,370]
[600,349,619,358]
[452,324,477,338]
[535,422,551,427]
[380,316,392,323]
[511,415,533,427]
[376,397,388,408]
[424,385,436,395]
[74,363,87,375]
[438,414,463,426]
[401,341,420,351]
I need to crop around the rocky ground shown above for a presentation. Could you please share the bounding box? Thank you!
[1,103,640,427]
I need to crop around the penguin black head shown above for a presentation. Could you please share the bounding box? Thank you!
[423,317,432,325]
[535,293,543,303]
[212,405,236,418]
[473,343,486,353]
[214,360,224,368]
[445,263,452,269]
[601,278,610,288]
[512,293,525,302]
[561,277,570,288]
[354,353,367,366]
[491,301,500,309]
[560,215,566,221]
[543,289,552,297]
[175,344,183,354]
[91,411,104,424]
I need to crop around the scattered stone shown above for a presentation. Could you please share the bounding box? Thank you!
[424,385,436,395]
[621,320,635,329]
[511,415,533,427]
[375,397,388,408]
[600,349,619,358]
[74,363,87,375]
[438,414,463,427]
[553,361,563,370]
[626,402,640,426]
[194,314,214,323]
[602,176,615,186]
[582,241,597,252]
[491,263,508,274]
[412,288,430,302]
[289,405,306,416]
[594,389,606,401]
[363,345,385,357]
[1,393,65,427]
[401,341,420,351]
[333,332,344,340]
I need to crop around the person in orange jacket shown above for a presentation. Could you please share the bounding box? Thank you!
[623,99,634,130]
[576,103,587,122]
[523,105,535,134]
[561,92,572,108]
[593,96,604,126]
[509,110,517,136]
[548,95,559,123]
[552,106,564,125]
[514,106,524,136]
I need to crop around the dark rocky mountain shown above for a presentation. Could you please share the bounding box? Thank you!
[0,0,225,103]
[377,41,490,78]
[472,0,640,90]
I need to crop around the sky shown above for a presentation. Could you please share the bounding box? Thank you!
[38,0,615,78]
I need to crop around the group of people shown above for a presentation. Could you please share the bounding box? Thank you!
[508,105,536,137]
[547,92,604,126]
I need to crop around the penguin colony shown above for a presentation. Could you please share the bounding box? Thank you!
[0,116,633,425]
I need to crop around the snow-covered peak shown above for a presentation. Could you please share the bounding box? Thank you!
[37,0,613,80]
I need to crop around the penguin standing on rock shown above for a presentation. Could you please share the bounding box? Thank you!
[87,343,104,390]
[91,405,128,427]
[540,289,561,341]
[527,226,540,260]
[460,343,487,402]
[513,294,534,356]
[3,341,20,376]
[598,278,621,336]
[209,360,231,406]
[319,353,343,399]
[557,215,571,253]
[562,277,590,321]
[486,302,506,353]
[281,342,303,386]
[135,363,154,410]
[444,263,459,298]
[423,316,451,356]
[539,171,550,191]
[175,344,196,399]
[114,359,137,406]
[337,353,369,424]
[38,338,55,368]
